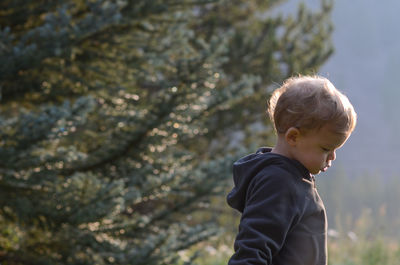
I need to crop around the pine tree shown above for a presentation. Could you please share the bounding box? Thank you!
[0,0,333,264]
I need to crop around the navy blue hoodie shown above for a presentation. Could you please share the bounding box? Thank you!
[227,147,327,265]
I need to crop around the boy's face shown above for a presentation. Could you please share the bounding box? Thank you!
[291,125,350,175]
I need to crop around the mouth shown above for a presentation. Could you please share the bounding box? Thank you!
[321,165,330,172]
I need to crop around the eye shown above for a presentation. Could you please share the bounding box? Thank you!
[321,147,330,152]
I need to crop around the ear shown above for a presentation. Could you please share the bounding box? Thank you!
[285,127,301,146]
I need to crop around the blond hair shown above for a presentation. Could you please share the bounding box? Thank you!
[267,75,357,135]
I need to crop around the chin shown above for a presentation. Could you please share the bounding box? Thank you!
[311,169,322,175]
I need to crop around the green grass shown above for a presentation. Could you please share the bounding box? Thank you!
[184,238,400,265]
[180,209,400,265]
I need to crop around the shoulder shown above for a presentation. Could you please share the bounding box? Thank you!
[246,164,304,204]
[252,163,301,190]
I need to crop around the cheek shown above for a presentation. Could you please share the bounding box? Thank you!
[313,153,327,164]
[320,154,328,162]
[306,154,323,166]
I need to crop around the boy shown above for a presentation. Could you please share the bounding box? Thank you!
[227,75,357,265]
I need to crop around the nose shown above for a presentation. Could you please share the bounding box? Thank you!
[328,150,336,161]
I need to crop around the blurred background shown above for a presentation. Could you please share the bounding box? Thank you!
[321,0,400,177]
[1,0,400,264]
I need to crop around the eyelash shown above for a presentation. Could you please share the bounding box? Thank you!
[321,147,330,152]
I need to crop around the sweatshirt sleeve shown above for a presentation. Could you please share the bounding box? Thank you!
[228,169,301,265]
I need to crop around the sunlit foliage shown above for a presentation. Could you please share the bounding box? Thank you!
[0,0,333,264]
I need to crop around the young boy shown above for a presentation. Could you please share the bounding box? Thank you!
[227,75,357,265]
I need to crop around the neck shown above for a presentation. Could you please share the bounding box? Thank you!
[271,135,293,159]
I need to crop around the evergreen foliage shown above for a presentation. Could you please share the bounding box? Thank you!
[0,0,333,264]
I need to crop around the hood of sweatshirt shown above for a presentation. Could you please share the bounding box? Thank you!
[226,147,311,213]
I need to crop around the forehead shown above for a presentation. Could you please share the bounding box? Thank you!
[307,125,350,148]
[318,126,349,147]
